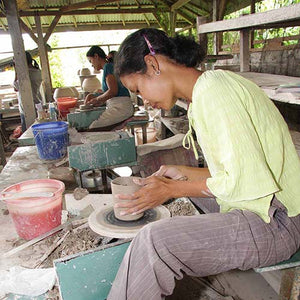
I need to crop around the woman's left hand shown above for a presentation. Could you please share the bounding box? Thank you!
[114,176,175,216]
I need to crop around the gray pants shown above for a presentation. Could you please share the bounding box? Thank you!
[107,197,300,300]
[89,96,133,129]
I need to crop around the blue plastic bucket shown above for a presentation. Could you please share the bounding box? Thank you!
[32,121,69,160]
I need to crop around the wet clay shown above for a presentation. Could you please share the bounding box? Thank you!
[110,176,143,221]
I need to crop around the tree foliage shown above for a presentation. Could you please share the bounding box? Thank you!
[48,35,64,88]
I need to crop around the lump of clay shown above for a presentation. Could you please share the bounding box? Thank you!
[73,187,89,200]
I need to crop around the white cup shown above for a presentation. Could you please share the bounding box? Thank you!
[111,176,143,221]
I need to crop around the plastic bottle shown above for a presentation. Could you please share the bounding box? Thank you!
[49,102,57,121]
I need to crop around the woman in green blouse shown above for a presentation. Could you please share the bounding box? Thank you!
[107,28,300,300]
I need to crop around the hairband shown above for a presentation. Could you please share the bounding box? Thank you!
[143,34,156,56]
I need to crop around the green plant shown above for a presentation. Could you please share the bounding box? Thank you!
[48,35,64,88]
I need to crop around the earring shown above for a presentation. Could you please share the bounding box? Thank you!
[155,70,161,76]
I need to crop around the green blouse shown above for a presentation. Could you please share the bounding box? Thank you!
[184,70,300,222]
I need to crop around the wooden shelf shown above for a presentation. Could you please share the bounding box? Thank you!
[197,3,300,33]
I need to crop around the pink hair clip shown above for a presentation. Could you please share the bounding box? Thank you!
[143,34,156,56]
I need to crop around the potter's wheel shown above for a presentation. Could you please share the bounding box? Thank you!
[88,205,170,238]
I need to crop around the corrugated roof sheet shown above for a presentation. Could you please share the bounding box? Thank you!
[1,0,262,33]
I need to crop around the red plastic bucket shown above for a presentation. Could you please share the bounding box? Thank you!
[1,179,65,240]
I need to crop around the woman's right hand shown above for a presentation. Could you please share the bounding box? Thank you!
[152,165,187,181]
[84,93,95,104]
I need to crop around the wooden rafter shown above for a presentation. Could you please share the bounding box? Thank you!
[73,15,77,28]
[143,13,150,26]
[121,14,125,27]
[0,17,7,31]
[187,2,210,15]
[177,10,194,25]
[152,12,167,31]
[19,18,38,43]
[42,0,47,10]
[0,1,5,14]
[176,24,194,33]
[96,15,101,27]
[61,0,121,12]
[44,13,61,42]
[219,0,227,20]
[22,16,31,29]
[171,0,192,11]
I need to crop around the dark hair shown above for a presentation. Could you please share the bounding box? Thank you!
[25,51,39,69]
[114,28,206,77]
[86,46,107,59]
[107,50,117,63]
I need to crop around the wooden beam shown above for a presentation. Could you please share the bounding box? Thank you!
[60,0,121,12]
[0,22,190,35]
[171,0,192,11]
[34,14,52,102]
[198,3,300,33]
[44,13,61,42]
[19,18,38,43]
[13,7,169,17]
[4,0,36,129]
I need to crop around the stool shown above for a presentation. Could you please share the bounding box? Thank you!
[254,249,300,299]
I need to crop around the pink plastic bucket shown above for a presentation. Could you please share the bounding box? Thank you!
[1,179,65,240]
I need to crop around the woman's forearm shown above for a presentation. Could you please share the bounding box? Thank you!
[170,178,212,198]
[94,90,117,106]
[169,165,211,181]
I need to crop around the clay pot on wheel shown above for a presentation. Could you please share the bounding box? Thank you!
[111,176,143,221]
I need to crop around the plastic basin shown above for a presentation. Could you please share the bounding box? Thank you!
[56,97,77,117]
[1,179,65,240]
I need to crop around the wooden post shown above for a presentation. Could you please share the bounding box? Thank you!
[197,16,208,54]
[4,0,36,129]
[240,29,250,72]
[197,16,208,71]
[250,0,255,49]
[169,11,176,37]
[212,0,219,55]
[34,14,53,103]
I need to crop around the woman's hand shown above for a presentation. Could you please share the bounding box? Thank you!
[152,165,187,180]
[114,176,176,216]
[84,93,95,104]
